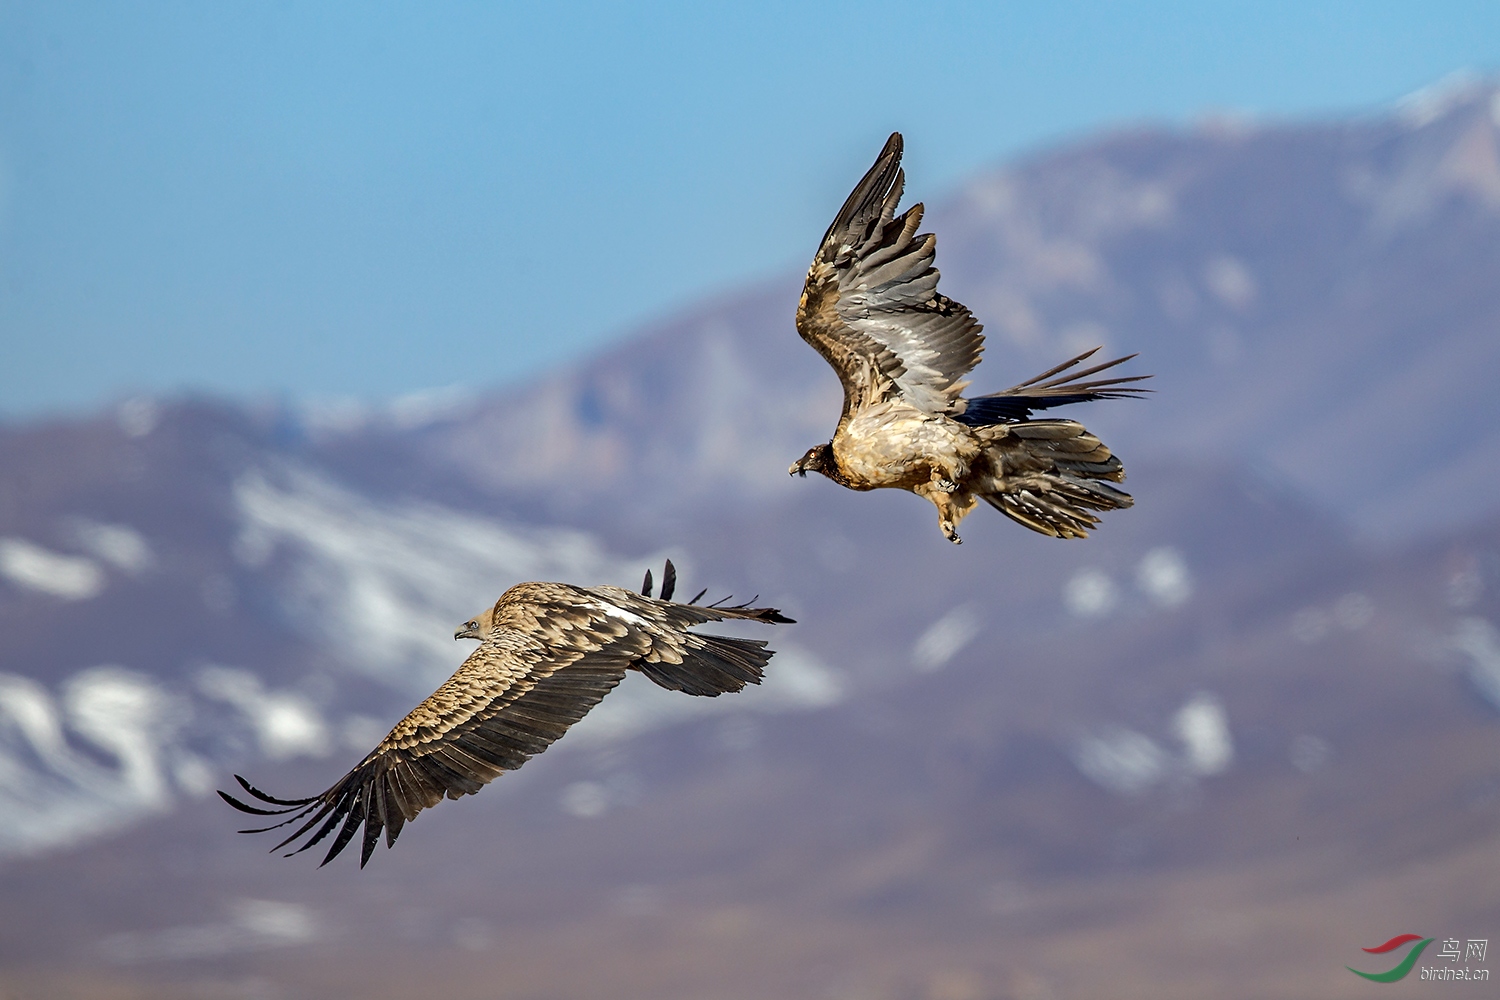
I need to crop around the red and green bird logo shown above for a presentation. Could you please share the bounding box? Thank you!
[1347,934,1433,983]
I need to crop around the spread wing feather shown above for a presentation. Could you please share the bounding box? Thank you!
[954,348,1152,425]
[222,635,636,868]
[220,567,792,867]
[797,132,985,418]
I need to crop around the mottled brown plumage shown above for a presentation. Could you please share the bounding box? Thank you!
[790,133,1149,543]
[220,561,792,867]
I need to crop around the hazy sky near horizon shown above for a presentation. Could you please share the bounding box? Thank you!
[2,1,1498,419]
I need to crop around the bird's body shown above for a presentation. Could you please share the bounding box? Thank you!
[221,563,790,867]
[791,133,1148,543]
[832,400,980,490]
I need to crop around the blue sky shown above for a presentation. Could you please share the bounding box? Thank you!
[2,1,1498,419]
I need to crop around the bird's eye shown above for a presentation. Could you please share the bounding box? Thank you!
[467,621,478,630]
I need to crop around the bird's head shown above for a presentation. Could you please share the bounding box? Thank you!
[454,606,497,642]
[790,443,833,479]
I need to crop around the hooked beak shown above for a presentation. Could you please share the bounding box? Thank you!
[455,625,480,641]
[789,462,805,478]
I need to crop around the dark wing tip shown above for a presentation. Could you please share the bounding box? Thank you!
[218,788,293,817]
[233,773,317,807]
[958,349,1152,425]
[359,813,381,868]
[645,560,679,601]
[819,132,908,250]
[742,606,795,624]
[705,594,796,625]
[661,559,677,602]
[648,565,790,623]
[219,776,318,817]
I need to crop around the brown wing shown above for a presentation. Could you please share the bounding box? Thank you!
[220,572,793,868]
[220,596,647,868]
[796,132,984,420]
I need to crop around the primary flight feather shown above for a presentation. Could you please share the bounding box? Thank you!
[790,132,1149,543]
[220,561,792,868]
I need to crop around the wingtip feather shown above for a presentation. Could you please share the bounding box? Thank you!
[661,559,677,602]
[232,773,316,807]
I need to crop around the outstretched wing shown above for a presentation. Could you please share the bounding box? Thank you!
[221,571,794,868]
[796,132,984,419]
[954,348,1152,425]
[220,598,648,868]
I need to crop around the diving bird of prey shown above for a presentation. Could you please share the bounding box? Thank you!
[220,561,792,868]
[790,133,1149,543]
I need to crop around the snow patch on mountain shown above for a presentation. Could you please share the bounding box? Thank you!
[0,538,105,600]
[1072,691,1234,795]
[98,898,322,964]
[1173,693,1233,776]
[912,605,982,673]
[0,667,187,857]
[69,520,154,574]
[1072,727,1167,795]
[197,666,331,760]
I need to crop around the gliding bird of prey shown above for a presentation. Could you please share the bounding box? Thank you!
[790,133,1149,543]
[220,561,791,867]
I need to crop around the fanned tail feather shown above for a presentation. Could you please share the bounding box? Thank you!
[982,419,1133,539]
[636,634,772,696]
[983,479,1132,539]
[632,562,792,695]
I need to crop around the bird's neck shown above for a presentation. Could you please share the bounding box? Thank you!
[822,455,866,490]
